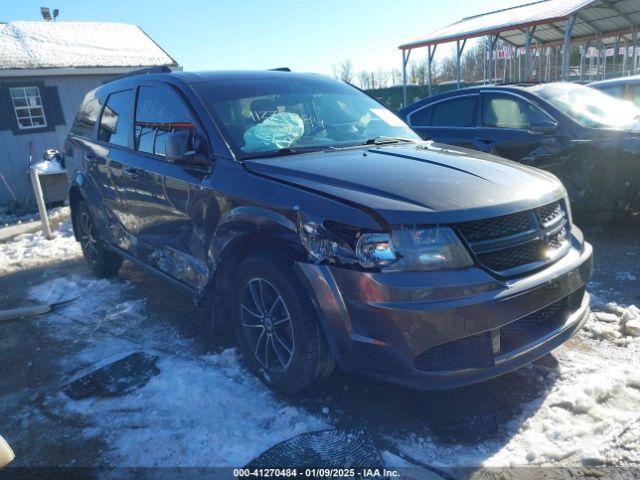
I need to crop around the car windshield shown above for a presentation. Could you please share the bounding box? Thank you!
[194,75,419,158]
[534,82,640,129]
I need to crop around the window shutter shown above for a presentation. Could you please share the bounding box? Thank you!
[43,86,66,126]
[0,87,13,131]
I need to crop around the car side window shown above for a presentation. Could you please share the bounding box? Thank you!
[483,94,548,129]
[98,90,134,147]
[409,105,433,127]
[135,86,198,158]
[430,96,477,127]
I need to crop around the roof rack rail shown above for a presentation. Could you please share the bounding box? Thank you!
[101,66,173,85]
[269,67,291,72]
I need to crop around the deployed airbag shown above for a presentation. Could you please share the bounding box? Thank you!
[243,112,304,152]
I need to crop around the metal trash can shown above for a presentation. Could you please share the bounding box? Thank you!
[32,149,68,205]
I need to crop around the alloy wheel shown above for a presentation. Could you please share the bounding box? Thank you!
[79,211,99,264]
[240,277,294,373]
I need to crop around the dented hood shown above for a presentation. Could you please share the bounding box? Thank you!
[244,142,566,225]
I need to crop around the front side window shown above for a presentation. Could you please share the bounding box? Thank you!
[194,76,419,158]
[10,87,47,130]
[135,86,197,158]
[431,96,477,127]
[483,94,549,129]
[98,90,134,147]
[409,105,433,127]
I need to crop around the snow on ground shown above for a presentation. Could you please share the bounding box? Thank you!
[27,274,328,467]
[2,221,639,468]
[0,205,69,228]
[0,214,80,275]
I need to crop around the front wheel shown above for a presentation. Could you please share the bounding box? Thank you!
[75,200,122,277]
[233,253,334,394]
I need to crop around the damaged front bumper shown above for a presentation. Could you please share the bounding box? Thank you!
[295,239,593,390]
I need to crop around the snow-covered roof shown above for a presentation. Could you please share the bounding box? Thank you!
[0,21,178,71]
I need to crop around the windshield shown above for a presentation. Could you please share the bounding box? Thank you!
[194,75,420,158]
[534,82,640,129]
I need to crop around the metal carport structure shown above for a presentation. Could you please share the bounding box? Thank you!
[398,0,640,106]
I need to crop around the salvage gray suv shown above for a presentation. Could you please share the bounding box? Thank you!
[65,69,593,394]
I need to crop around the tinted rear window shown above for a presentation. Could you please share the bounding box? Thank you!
[98,90,134,147]
[431,96,477,127]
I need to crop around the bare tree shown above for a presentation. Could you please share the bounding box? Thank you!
[390,68,402,86]
[333,59,355,83]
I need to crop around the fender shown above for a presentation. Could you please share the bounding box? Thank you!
[196,205,304,305]
[69,171,112,243]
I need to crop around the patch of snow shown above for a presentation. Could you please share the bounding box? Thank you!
[0,205,68,228]
[0,22,176,70]
[29,274,328,467]
[32,159,65,175]
[0,217,80,275]
[584,305,640,341]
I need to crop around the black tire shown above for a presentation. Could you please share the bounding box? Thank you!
[233,253,335,394]
[75,200,122,277]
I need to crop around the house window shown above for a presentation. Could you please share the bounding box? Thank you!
[10,87,47,130]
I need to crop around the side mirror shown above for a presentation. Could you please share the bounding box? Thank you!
[529,120,557,134]
[165,130,210,167]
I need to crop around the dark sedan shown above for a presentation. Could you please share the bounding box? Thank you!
[399,83,640,219]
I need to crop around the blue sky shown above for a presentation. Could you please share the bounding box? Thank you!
[6,0,523,75]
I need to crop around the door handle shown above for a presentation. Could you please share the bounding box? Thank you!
[83,152,95,162]
[475,138,495,144]
[123,167,139,179]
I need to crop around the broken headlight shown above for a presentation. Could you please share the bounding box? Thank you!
[300,217,473,272]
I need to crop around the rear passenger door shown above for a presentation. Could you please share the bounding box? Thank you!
[475,92,561,166]
[407,94,479,149]
[123,83,211,290]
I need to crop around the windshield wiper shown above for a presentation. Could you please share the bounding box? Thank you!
[362,136,416,146]
[245,146,327,160]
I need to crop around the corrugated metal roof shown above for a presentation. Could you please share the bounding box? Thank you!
[0,21,178,70]
[399,0,640,49]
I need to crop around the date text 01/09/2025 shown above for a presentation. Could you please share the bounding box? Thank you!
[233,468,401,478]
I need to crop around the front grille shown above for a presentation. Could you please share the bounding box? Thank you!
[457,211,533,242]
[537,201,563,226]
[414,298,571,372]
[456,201,569,277]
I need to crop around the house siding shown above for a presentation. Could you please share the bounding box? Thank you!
[0,74,114,205]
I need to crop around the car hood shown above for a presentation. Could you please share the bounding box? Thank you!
[244,141,566,225]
